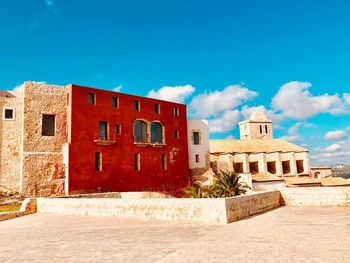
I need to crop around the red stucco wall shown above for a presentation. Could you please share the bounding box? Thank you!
[68,84,190,193]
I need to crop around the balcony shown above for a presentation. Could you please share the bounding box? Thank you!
[94,133,117,146]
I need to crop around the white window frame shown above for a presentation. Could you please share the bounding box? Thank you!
[3,107,15,121]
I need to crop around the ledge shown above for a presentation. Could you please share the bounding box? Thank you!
[94,140,116,146]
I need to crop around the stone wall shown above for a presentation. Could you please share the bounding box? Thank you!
[37,191,281,224]
[21,82,68,196]
[0,96,22,193]
[280,187,350,206]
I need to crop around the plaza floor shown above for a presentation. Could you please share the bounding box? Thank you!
[0,207,349,262]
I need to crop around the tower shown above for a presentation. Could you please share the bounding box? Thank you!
[239,111,273,140]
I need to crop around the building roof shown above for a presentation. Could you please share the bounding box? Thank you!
[252,172,285,182]
[210,139,308,154]
[285,177,350,187]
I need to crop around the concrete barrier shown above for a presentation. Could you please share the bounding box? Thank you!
[280,187,350,206]
[37,191,281,224]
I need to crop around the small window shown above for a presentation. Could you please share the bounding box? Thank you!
[115,124,121,135]
[88,93,95,105]
[95,152,102,171]
[193,131,200,145]
[155,104,160,114]
[174,130,179,138]
[265,125,268,134]
[134,100,140,111]
[134,153,140,171]
[99,121,108,140]
[259,125,262,134]
[134,120,147,143]
[161,153,167,170]
[112,97,119,108]
[173,106,179,116]
[195,154,199,163]
[42,114,55,136]
[3,108,14,120]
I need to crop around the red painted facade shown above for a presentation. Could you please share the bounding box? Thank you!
[67,84,190,193]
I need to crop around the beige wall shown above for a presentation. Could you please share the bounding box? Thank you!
[0,97,22,193]
[239,120,273,140]
[280,187,350,206]
[310,167,332,178]
[21,82,68,196]
[187,120,210,169]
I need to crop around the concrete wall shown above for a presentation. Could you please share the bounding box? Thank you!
[280,187,350,206]
[0,96,22,193]
[310,167,332,178]
[253,181,286,191]
[239,120,273,140]
[37,190,281,224]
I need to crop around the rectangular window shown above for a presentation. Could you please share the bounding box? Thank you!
[162,153,167,170]
[265,125,268,134]
[173,106,179,116]
[267,161,276,174]
[249,161,259,174]
[193,131,200,145]
[115,124,121,135]
[134,100,140,111]
[155,104,160,114]
[296,160,304,174]
[233,162,244,173]
[99,121,108,140]
[88,93,96,105]
[95,152,102,171]
[174,130,179,138]
[3,108,14,120]
[282,161,291,174]
[134,153,140,171]
[112,97,119,108]
[195,154,200,163]
[42,114,55,136]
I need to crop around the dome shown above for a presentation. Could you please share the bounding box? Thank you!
[250,110,268,121]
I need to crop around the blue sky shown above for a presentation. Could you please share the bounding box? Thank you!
[1,0,350,165]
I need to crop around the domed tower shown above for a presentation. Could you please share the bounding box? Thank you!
[239,111,273,140]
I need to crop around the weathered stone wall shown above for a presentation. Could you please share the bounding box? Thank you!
[0,97,22,193]
[37,191,281,224]
[21,82,68,196]
[225,190,281,222]
[280,187,350,206]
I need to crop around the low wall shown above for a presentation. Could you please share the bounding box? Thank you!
[280,187,350,206]
[37,191,281,224]
[0,198,37,222]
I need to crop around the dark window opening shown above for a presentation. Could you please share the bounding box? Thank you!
[233,162,244,173]
[265,125,268,134]
[151,122,163,144]
[162,153,167,170]
[134,100,140,111]
[42,114,55,136]
[193,131,200,145]
[115,124,121,135]
[174,130,179,138]
[195,154,199,163]
[296,160,304,174]
[267,161,276,174]
[95,152,102,171]
[249,161,259,174]
[4,109,14,120]
[99,121,108,140]
[155,104,160,114]
[173,106,179,116]
[88,93,95,105]
[259,125,262,134]
[282,161,291,174]
[134,120,147,143]
[112,97,119,108]
[134,153,140,171]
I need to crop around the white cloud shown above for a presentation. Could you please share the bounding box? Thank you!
[147,84,195,103]
[279,122,316,143]
[311,139,350,165]
[113,85,122,92]
[344,93,350,105]
[324,130,347,141]
[271,81,348,119]
[240,105,284,124]
[208,110,240,133]
[189,85,257,118]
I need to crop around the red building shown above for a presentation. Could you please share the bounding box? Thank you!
[67,84,190,193]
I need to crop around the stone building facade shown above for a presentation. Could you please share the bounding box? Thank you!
[0,82,191,196]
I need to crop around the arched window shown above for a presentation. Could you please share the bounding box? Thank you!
[134,120,147,143]
[151,122,163,144]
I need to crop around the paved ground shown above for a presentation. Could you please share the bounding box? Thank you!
[0,207,349,263]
